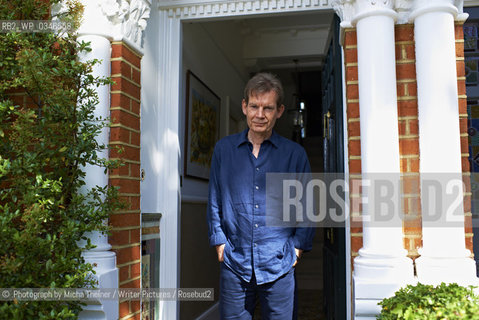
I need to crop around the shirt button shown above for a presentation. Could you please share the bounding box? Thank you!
[255,204,259,209]
[256,167,260,171]
[255,224,258,228]
[254,243,257,247]
[255,186,259,190]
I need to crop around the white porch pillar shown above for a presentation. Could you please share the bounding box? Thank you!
[76,2,118,319]
[77,34,119,320]
[410,0,478,285]
[155,10,181,319]
[73,0,151,318]
[333,1,414,318]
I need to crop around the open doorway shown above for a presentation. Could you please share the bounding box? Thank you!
[178,11,346,320]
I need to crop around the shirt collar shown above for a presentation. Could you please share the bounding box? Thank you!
[236,129,280,149]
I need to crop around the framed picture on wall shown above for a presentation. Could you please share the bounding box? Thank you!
[184,70,221,180]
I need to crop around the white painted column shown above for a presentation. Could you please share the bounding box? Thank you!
[137,8,182,314]
[71,0,151,318]
[156,10,181,320]
[411,0,478,285]
[77,34,119,320]
[354,2,406,263]
[333,1,415,318]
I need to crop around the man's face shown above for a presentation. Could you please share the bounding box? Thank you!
[242,91,285,136]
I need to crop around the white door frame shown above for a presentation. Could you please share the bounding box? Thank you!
[141,1,351,318]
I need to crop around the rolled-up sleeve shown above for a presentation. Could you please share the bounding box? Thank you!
[293,228,314,251]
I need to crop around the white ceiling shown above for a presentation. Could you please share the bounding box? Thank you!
[184,11,335,125]
[193,10,335,78]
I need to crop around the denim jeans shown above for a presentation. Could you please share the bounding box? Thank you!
[219,263,296,320]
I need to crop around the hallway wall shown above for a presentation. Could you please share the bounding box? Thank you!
[180,202,219,320]
[180,22,247,319]
[181,22,246,200]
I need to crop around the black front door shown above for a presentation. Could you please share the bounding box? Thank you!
[321,14,347,320]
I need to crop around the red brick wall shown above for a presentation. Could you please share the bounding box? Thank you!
[395,25,422,260]
[109,41,142,320]
[343,29,362,267]
[343,22,472,266]
[456,24,474,254]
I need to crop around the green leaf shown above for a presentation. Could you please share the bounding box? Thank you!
[0,1,122,317]
[378,282,479,319]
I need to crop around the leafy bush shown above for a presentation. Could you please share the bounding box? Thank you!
[377,282,479,319]
[0,0,122,318]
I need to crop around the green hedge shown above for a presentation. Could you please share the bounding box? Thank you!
[0,0,122,318]
[378,282,479,320]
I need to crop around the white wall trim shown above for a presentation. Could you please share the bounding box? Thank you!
[341,45,352,320]
[158,0,333,20]
[157,9,182,320]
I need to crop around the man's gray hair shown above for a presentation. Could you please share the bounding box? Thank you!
[243,72,284,108]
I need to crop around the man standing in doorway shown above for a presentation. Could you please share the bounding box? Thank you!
[207,72,314,319]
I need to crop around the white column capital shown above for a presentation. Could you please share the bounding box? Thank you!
[331,0,356,28]
[353,0,397,24]
[75,0,152,55]
[332,0,467,27]
[332,0,397,28]
[394,0,413,24]
[409,0,467,22]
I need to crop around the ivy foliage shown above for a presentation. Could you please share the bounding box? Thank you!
[377,282,479,320]
[0,0,122,318]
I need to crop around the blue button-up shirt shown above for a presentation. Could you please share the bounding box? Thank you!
[207,129,314,284]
